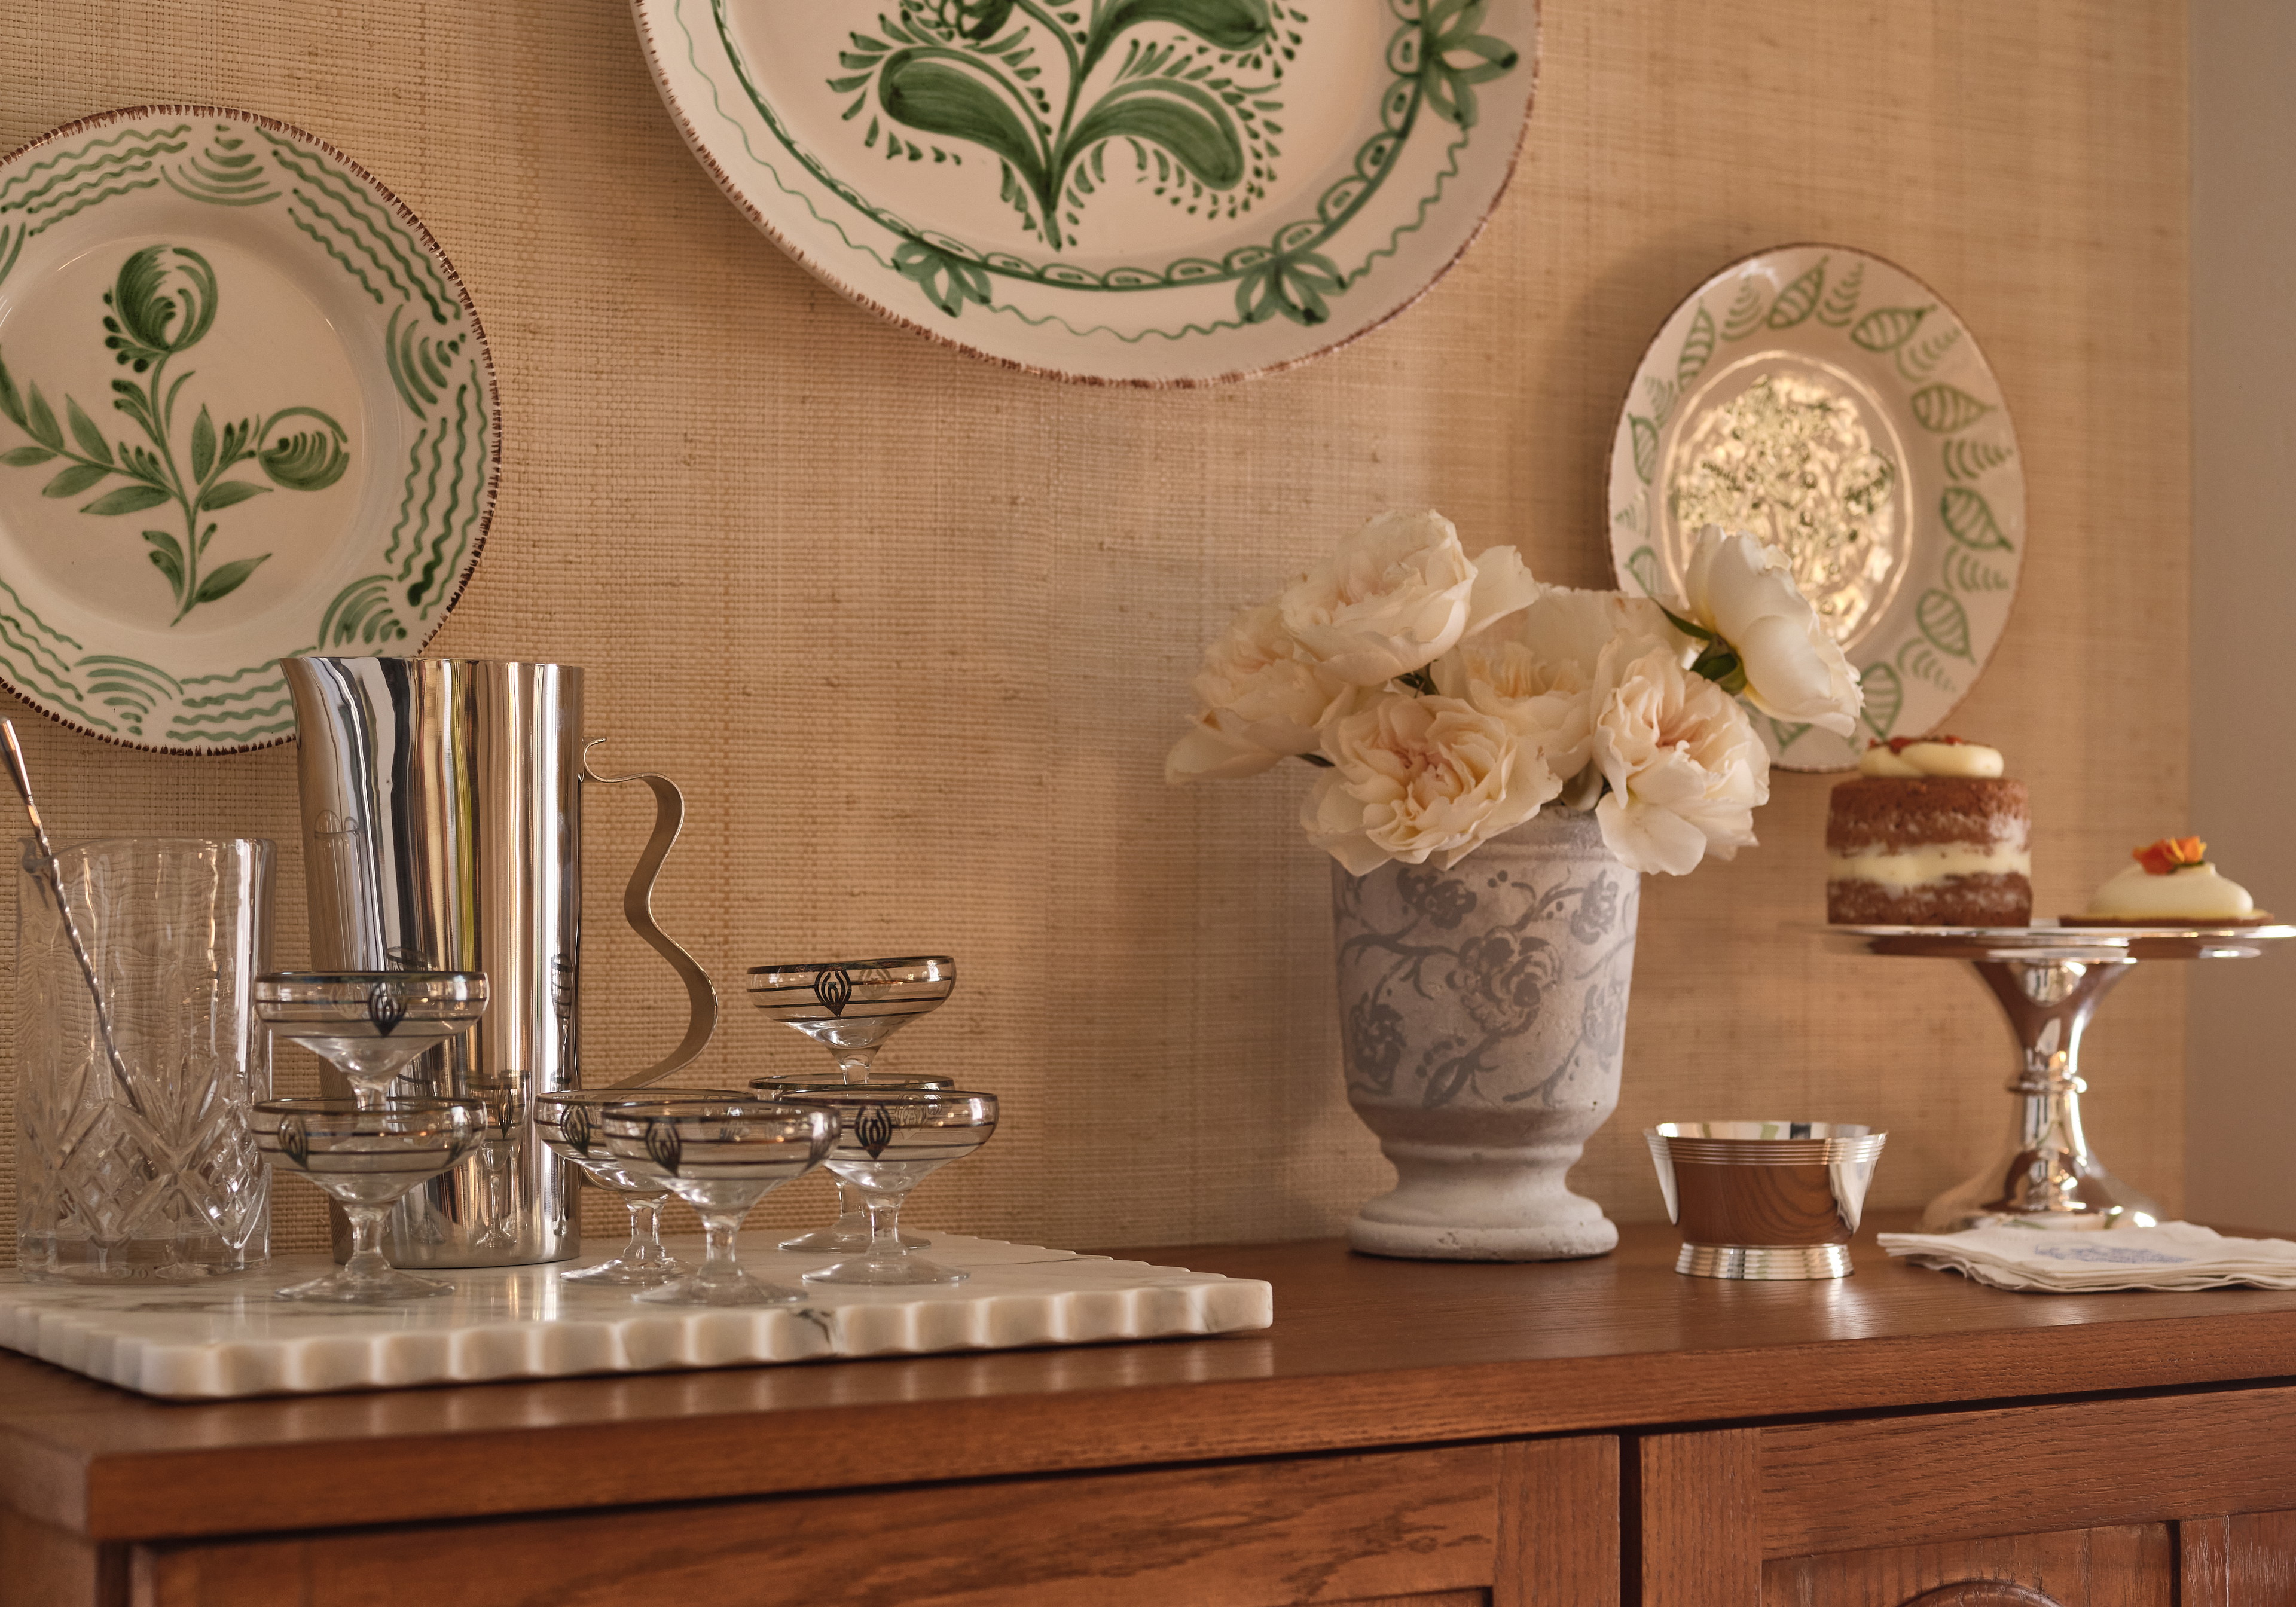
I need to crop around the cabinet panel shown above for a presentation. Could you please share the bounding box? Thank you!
[1763,1522,2173,1606]
[1760,1388,2296,1557]
[135,1440,1617,1607]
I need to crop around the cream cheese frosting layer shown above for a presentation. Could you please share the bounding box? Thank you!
[2083,863,2255,919]
[1857,741,2006,778]
[1827,844,2034,887]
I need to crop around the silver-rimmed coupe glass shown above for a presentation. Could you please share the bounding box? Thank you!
[791,1089,997,1288]
[254,972,487,1110]
[601,1099,836,1306]
[746,956,954,1083]
[537,1087,755,1285]
[750,1071,954,1252]
[251,1096,481,1303]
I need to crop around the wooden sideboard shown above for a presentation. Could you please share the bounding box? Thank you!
[7,1218,2296,1606]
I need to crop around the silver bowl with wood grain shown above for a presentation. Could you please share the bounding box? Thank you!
[1645,1122,1888,1279]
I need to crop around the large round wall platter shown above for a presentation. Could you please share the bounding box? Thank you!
[0,106,497,754]
[1607,245,2025,772]
[633,1,1540,384]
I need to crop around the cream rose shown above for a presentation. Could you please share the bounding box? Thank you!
[1433,585,1690,788]
[1590,643,1769,875]
[1278,510,1480,686]
[1677,527,1862,735]
[1164,603,1361,782]
[1303,692,1554,875]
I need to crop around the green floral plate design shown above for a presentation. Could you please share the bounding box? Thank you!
[1606,245,2025,772]
[632,0,1538,383]
[0,106,497,754]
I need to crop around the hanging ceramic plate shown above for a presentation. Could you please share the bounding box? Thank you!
[1606,245,2025,772]
[632,0,1539,384]
[0,106,497,754]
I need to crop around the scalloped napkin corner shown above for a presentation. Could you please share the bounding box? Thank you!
[1880,1221,2296,1293]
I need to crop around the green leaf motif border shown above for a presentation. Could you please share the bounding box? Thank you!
[700,0,1522,333]
[1605,249,2024,766]
[0,112,496,753]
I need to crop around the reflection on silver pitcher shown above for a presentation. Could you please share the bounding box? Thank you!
[282,658,718,1267]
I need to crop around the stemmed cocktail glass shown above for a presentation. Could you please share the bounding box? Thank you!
[791,1089,997,1287]
[251,1096,481,1302]
[751,1072,952,1251]
[537,1086,752,1285]
[254,972,487,1110]
[747,957,954,1251]
[601,1098,836,1306]
[746,957,953,1084]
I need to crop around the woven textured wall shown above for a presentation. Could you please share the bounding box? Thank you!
[0,0,2190,1255]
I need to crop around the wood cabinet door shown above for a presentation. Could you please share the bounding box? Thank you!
[1638,1386,2296,1606]
[131,1437,1617,1607]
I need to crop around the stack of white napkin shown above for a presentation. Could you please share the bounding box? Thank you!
[1877,1221,2296,1292]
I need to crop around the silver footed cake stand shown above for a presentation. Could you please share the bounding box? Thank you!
[1809,922,2296,1230]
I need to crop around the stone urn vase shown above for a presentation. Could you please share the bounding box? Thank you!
[1333,807,1639,1261]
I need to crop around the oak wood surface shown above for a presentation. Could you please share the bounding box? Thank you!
[131,1446,1515,1607]
[1762,1524,2172,1606]
[1757,1386,2296,1557]
[1497,1436,1617,1607]
[2227,1509,2296,1600]
[9,1218,2296,1542]
[1639,1428,1760,1607]
[2181,1515,2230,1607]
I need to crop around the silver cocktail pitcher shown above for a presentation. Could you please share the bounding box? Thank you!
[282,657,718,1267]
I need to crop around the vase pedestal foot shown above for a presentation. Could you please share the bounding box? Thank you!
[1347,1146,1619,1262]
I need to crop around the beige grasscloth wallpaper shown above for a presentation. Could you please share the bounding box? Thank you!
[0,1,2188,1254]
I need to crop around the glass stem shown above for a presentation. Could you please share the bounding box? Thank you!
[833,1049,876,1085]
[342,1203,393,1281]
[860,1186,911,1263]
[625,1196,666,1261]
[697,1209,744,1283]
[833,1176,868,1227]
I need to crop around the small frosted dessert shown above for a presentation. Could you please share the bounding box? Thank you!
[2072,837,2270,926]
[1826,737,2032,925]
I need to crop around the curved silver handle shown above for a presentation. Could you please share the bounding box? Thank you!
[580,739,719,1087]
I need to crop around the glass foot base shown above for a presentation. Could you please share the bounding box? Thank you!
[804,1254,967,1287]
[275,1267,455,1303]
[780,1223,930,1253]
[561,1255,684,1287]
[635,1270,804,1307]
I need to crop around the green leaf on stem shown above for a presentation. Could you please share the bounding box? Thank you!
[193,552,268,604]
[41,462,109,499]
[80,483,170,516]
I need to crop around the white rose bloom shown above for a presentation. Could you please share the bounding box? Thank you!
[1590,643,1770,876]
[1303,692,1553,875]
[1433,585,1690,790]
[1460,543,1540,638]
[1278,509,1477,686]
[1678,527,1863,735]
[1164,603,1360,783]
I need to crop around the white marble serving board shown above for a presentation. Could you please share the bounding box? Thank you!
[0,1236,1272,1400]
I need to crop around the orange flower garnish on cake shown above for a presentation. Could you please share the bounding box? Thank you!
[2074,835,2268,926]
[2133,836,2206,875]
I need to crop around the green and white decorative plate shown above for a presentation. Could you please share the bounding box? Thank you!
[0,107,496,754]
[633,0,1538,384]
[1607,245,2025,772]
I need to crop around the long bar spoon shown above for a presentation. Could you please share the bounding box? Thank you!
[0,719,149,1122]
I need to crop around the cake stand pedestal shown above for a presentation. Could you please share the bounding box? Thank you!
[1809,924,2296,1230]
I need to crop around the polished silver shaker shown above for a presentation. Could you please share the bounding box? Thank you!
[282,657,717,1267]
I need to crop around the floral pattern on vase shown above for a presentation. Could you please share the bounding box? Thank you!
[1333,807,1637,1261]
